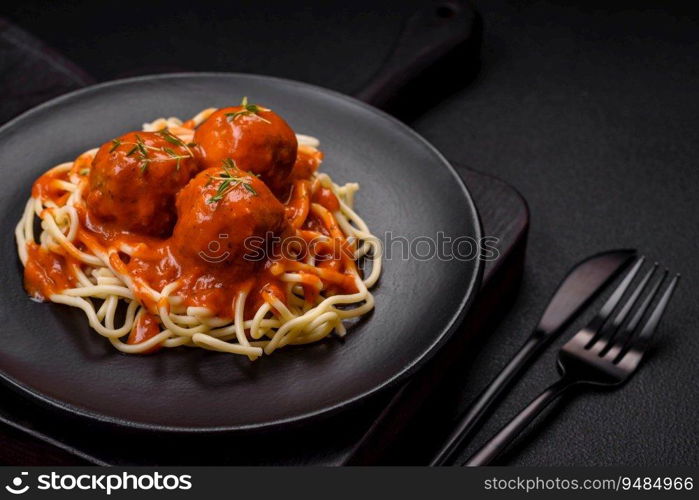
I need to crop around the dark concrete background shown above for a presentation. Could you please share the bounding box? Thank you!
[2,0,697,465]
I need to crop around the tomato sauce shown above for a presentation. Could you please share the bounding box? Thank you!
[23,104,359,349]
[127,312,163,354]
[24,243,79,301]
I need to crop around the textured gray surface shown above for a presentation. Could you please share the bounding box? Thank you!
[411,0,698,466]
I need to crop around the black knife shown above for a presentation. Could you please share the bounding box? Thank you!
[430,248,637,465]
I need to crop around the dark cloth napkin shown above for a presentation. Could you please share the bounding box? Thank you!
[0,17,93,124]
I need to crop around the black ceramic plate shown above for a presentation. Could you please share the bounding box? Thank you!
[0,73,481,432]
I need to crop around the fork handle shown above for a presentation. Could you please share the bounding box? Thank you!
[463,378,573,466]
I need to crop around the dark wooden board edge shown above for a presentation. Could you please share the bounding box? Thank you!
[0,166,529,466]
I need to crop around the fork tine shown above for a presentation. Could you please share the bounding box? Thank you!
[585,256,645,347]
[598,263,657,350]
[613,272,679,365]
[622,270,667,338]
[606,269,666,361]
[634,273,680,348]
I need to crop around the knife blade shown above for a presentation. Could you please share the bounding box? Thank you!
[430,248,636,465]
[536,249,637,336]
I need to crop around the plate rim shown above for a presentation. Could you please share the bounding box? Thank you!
[0,72,483,433]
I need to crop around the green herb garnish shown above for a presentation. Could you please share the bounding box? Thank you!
[163,147,183,171]
[134,134,150,172]
[158,129,195,157]
[109,138,121,153]
[158,129,185,146]
[117,130,195,174]
[207,159,258,204]
[225,96,271,124]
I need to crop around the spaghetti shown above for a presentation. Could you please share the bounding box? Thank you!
[15,104,381,360]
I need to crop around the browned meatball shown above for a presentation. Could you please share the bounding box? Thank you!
[194,102,297,195]
[86,131,200,237]
[171,164,288,273]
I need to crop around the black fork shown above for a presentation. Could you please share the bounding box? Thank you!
[464,257,679,466]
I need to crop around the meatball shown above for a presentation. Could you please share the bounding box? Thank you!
[172,165,288,273]
[86,131,200,237]
[193,102,297,195]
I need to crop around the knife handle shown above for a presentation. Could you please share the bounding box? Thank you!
[429,334,545,466]
[463,377,573,466]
